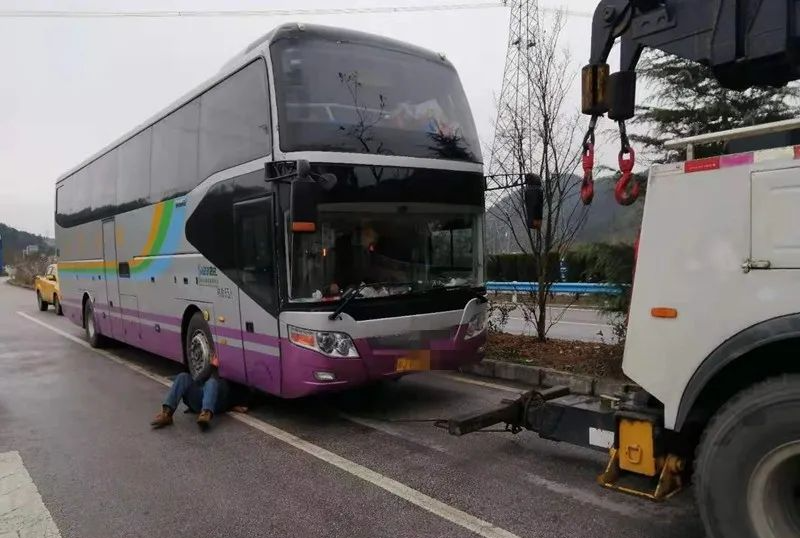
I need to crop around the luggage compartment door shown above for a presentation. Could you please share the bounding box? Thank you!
[101,219,121,338]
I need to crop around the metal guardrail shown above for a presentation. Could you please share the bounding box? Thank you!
[485,281,623,295]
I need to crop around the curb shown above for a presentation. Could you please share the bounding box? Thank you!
[461,359,638,397]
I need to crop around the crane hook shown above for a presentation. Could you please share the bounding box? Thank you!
[614,146,639,206]
[581,142,595,205]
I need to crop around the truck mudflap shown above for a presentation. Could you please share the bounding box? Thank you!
[441,386,686,501]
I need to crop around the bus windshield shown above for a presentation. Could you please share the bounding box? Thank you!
[289,205,483,302]
[271,37,482,162]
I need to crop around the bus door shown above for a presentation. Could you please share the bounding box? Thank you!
[101,219,121,338]
[234,196,281,395]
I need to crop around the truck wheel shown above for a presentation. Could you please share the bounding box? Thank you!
[36,291,48,311]
[53,294,63,316]
[83,300,106,348]
[695,375,800,538]
[185,311,214,382]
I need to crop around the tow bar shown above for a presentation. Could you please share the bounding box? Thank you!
[441,385,685,501]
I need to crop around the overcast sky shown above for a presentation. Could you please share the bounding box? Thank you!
[0,0,605,236]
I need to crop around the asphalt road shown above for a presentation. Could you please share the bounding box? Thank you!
[499,305,616,343]
[0,281,703,538]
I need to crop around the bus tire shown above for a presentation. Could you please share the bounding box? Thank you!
[53,294,63,316]
[185,312,214,382]
[83,300,106,348]
[694,375,800,538]
[37,291,48,311]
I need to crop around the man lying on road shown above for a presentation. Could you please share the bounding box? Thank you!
[150,355,249,431]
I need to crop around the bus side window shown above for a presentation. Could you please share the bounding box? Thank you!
[234,197,276,311]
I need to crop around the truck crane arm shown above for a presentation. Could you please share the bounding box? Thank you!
[580,0,800,205]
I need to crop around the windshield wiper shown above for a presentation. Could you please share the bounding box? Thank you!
[424,282,488,304]
[328,281,416,320]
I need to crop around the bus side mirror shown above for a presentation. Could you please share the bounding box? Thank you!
[290,178,320,233]
[524,174,543,230]
[296,159,311,180]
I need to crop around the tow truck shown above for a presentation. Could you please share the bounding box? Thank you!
[446,2,800,537]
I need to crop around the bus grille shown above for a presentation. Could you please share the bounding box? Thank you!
[367,329,454,350]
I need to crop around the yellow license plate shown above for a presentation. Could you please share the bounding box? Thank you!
[395,351,431,372]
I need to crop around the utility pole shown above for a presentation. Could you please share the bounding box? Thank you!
[485,0,535,203]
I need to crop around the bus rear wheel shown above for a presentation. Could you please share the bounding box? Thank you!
[695,375,800,538]
[83,300,106,348]
[185,312,215,382]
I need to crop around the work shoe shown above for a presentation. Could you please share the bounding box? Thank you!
[197,410,213,431]
[150,406,174,429]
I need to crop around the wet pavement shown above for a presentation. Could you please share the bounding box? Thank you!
[0,281,703,538]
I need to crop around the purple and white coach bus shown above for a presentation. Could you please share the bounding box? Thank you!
[55,23,487,397]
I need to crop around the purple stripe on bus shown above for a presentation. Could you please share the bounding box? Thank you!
[131,325,183,362]
[63,296,484,399]
[245,346,281,395]
[90,303,178,327]
[63,303,82,325]
[197,321,280,347]
[238,330,280,347]
[65,299,280,348]
[279,339,366,398]
[116,306,181,326]
[215,343,248,385]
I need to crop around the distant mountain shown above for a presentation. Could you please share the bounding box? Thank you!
[0,223,55,263]
[485,175,643,253]
[575,176,644,244]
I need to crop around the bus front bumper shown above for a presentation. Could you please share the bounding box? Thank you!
[278,327,486,398]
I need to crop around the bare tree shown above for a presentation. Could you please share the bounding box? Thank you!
[485,7,587,341]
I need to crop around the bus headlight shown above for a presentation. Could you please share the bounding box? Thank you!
[288,325,359,358]
[464,311,487,339]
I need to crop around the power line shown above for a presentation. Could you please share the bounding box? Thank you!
[0,3,593,19]
[0,3,503,18]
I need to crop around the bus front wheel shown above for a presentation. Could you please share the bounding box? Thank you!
[185,312,215,382]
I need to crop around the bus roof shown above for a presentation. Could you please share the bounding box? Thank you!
[55,23,451,186]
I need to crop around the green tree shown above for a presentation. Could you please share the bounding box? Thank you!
[576,243,634,344]
[632,51,799,160]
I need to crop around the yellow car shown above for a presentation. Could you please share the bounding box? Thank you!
[35,264,63,315]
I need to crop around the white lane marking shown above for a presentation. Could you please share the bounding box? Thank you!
[17,312,171,386]
[17,312,521,538]
[524,472,693,519]
[0,451,62,538]
[232,412,526,538]
[339,413,451,455]
[523,473,646,519]
[435,372,527,393]
[0,351,46,360]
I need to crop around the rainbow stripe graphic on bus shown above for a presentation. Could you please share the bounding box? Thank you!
[59,197,186,280]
